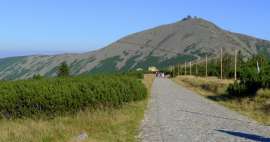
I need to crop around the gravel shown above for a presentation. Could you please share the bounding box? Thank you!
[139,78,270,142]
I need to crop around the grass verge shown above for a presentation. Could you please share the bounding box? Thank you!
[0,74,155,142]
[172,76,270,125]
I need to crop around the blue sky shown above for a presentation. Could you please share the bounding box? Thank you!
[0,0,269,58]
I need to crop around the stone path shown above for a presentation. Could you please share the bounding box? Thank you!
[140,78,270,142]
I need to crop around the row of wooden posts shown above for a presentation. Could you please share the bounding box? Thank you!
[171,48,238,81]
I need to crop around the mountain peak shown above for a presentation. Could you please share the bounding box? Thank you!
[176,16,217,27]
[0,18,270,80]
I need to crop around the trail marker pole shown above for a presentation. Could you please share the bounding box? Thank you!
[178,64,180,76]
[185,61,187,76]
[257,61,260,73]
[196,61,198,76]
[205,55,208,77]
[220,48,223,79]
[180,66,183,75]
[234,49,237,81]
[189,61,192,75]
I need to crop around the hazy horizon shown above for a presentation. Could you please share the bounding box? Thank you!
[0,0,269,58]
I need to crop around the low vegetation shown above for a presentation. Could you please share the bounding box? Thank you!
[227,55,270,96]
[170,54,270,124]
[121,71,144,79]
[0,75,147,119]
[173,76,233,95]
[0,74,155,142]
[173,76,270,125]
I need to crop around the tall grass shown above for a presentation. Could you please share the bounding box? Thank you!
[256,89,270,114]
[174,76,232,95]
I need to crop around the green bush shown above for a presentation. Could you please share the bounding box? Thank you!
[32,74,43,80]
[227,81,247,96]
[0,75,147,119]
[124,71,144,79]
[227,55,270,96]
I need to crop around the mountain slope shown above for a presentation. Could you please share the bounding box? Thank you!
[1,17,270,80]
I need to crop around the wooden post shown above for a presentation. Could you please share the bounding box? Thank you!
[189,61,192,75]
[185,61,187,76]
[181,65,183,75]
[196,61,198,76]
[220,48,223,80]
[171,66,174,77]
[205,55,208,77]
[178,64,180,76]
[234,49,237,80]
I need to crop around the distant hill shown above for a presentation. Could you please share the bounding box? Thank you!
[1,17,270,80]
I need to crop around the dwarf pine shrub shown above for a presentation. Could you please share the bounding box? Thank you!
[0,75,147,119]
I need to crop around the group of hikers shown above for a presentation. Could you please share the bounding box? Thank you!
[155,72,165,78]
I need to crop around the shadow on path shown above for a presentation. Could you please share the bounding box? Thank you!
[216,129,270,142]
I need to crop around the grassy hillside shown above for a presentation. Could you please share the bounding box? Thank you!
[89,56,122,74]
[0,56,27,71]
